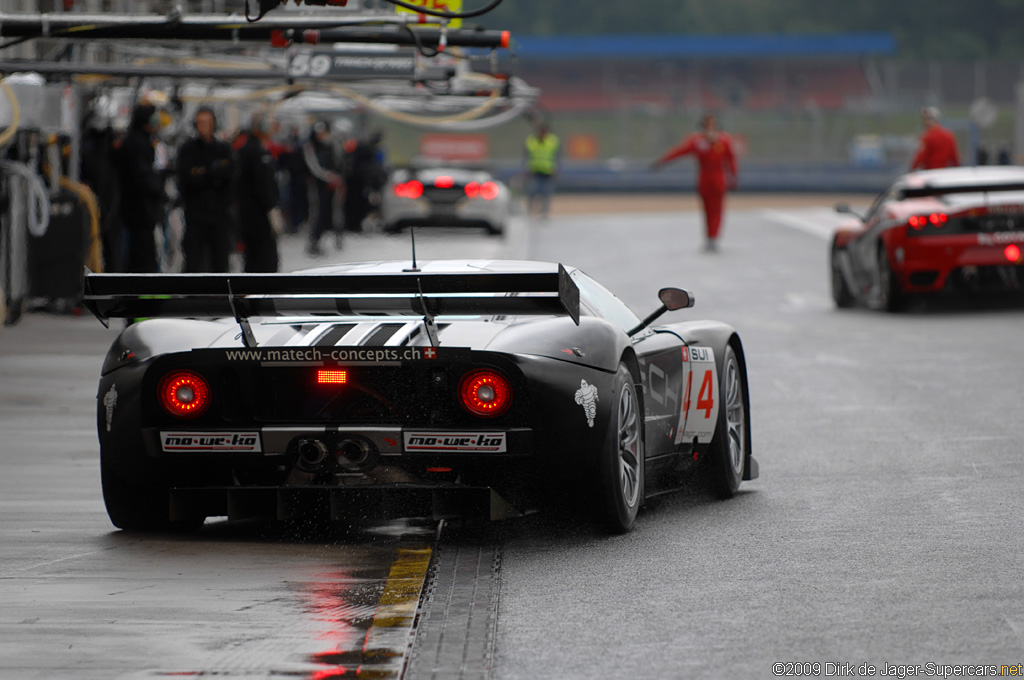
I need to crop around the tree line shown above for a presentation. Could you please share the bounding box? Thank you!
[481,0,1024,60]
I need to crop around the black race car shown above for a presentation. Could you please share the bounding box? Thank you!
[84,260,756,533]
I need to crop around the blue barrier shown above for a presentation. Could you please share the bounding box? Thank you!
[494,160,906,194]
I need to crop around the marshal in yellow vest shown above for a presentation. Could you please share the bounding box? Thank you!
[525,133,561,175]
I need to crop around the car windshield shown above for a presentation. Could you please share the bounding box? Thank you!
[570,270,641,332]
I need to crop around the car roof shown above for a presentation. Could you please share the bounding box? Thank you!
[900,165,1024,189]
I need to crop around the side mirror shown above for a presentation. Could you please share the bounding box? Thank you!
[659,287,694,311]
[835,202,865,220]
[628,287,695,336]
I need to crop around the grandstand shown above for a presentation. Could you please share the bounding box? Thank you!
[512,33,895,114]
[469,32,1024,190]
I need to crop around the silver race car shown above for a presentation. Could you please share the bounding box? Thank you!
[380,166,511,235]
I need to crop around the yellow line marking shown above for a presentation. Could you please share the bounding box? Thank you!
[363,546,433,660]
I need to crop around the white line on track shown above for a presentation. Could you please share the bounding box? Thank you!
[760,208,838,241]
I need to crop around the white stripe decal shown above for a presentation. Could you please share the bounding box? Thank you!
[760,209,837,241]
[287,322,333,347]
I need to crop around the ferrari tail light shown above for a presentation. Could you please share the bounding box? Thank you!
[434,175,454,188]
[459,369,512,417]
[1006,244,1021,263]
[159,370,210,418]
[465,181,480,198]
[479,181,500,201]
[909,213,947,230]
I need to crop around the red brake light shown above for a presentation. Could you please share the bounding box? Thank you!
[465,181,480,198]
[159,370,210,418]
[910,214,947,230]
[479,181,500,201]
[1006,244,1021,263]
[405,180,424,199]
[459,369,512,418]
[434,175,454,188]
[393,182,406,198]
[317,369,348,384]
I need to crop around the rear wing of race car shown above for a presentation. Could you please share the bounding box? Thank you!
[82,265,581,345]
[900,182,1024,199]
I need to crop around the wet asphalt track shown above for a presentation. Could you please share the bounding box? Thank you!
[3,197,1024,679]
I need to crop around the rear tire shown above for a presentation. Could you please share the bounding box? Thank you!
[831,243,855,308]
[699,345,749,499]
[594,364,644,533]
[101,463,203,532]
[877,245,905,312]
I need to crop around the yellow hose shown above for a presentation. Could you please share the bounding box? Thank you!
[58,176,104,274]
[0,77,21,149]
[181,81,502,127]
[323,82,501,126]
[179,84,302,103]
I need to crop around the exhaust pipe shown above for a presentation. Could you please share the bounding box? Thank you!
[295,439,328,472]
[285,438,329,486]
[286,436,379,486]
[334,438,379,472]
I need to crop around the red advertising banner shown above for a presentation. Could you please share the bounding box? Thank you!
[419,133,490,161]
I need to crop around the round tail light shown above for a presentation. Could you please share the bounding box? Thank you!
[159,370,211,418]
[405,180,424,199]
[479,181,500,201]
[459,369,512,418]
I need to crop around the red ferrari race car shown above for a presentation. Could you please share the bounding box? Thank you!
[831,166,1024,311]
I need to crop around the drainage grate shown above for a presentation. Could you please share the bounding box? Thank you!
[403,534,501,680]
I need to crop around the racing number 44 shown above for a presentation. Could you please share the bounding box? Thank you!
[683,369,715,419]
[696,370,715,418]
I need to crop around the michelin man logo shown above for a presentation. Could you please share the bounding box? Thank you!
[574,379,599,428]
[103,384,117,432]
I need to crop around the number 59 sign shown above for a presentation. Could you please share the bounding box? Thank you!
[395,0,463,28]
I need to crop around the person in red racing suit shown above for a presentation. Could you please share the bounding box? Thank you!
[910,106,960,170]
[652,114,738,251]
